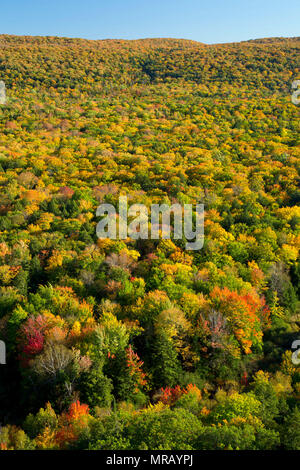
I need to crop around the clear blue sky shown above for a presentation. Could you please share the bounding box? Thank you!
[0,0,299,44]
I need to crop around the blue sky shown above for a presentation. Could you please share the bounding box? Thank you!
[0,0,299,44]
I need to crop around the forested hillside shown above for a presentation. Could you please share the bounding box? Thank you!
[0,35,299,450]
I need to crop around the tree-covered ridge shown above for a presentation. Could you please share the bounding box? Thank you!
[0,35,299,89]
[0,35,299,450]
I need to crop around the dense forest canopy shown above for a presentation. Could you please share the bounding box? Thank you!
[0,35,299,450]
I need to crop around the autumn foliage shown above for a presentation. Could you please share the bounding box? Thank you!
[0,34,299,451]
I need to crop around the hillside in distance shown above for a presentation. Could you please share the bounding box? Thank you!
[0,35,299,90]
[0,35,299,450]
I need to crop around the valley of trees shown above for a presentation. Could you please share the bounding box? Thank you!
[0,35,299,450]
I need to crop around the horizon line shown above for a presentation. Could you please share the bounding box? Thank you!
[0,33,299,46]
